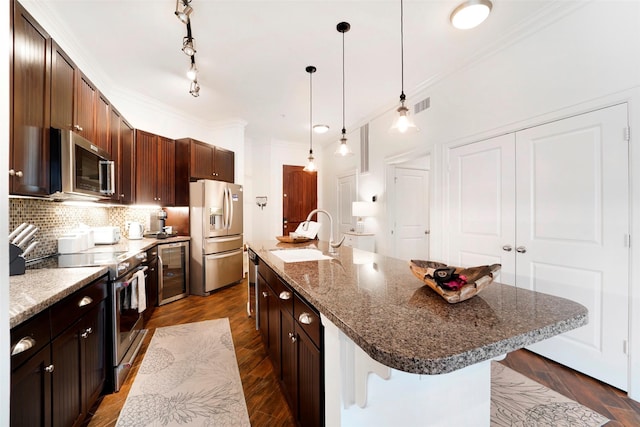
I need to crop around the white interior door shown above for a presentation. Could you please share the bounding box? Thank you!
[517,104,629,390]
[337,173,357,234]
[447,134,516,285]
[393,167,430,261]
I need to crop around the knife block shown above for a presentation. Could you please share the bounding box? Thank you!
[9,243,25,276]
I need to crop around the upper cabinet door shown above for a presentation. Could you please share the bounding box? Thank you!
[214,147,234,183]
[190,140,215,179]
[50,41,76,131]
[10,1,51,196]
[157,136,175,206]
[95,93,110,154]
[75,71,97,141]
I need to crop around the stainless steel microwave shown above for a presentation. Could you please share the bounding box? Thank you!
[49,128,115,201]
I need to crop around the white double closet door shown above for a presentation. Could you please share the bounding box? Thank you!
[447,103,630,390]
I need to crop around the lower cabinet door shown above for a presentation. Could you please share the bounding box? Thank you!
[83,302,107,409]
[280,311,297,415]
[10,345,52,427]
[296,327,323,427]
[52,321,84,427]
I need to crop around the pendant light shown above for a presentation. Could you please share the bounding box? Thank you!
[303,66,317,172]
[335,22,353,157]
[389,0,419,134]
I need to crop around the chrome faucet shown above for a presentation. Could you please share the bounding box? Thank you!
[302,209,345,253]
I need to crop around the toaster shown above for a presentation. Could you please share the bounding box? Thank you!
[92,226,121,244]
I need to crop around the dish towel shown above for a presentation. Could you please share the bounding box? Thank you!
[136,268,147,313]
[129,278,138,310]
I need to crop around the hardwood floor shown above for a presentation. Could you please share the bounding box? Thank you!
[85,278,639,426]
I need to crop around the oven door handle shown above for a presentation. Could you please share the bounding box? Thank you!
[114,266,149,290]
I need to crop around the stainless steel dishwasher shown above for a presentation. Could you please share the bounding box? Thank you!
[158,241,190,305]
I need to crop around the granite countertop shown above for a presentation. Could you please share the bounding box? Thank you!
[249,240,588,375]
[9,236,191,329]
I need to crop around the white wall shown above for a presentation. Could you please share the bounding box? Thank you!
[1,0,11,422]
[246,137,322,244]
[318,0,640,400]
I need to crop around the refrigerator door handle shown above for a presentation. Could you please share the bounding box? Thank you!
[228,187,234,231]
[206,249,243,260]
[206,236,242,244]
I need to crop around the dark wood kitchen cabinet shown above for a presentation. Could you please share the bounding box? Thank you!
[75,71,98,143]
[258,260,324,427]
[50,276,107,427]
[10,274,108,427]
[175,138,235,206]
[50,40,76,132]
[135,129,176,206]
[144,246,159,323]
[95,92,111,153]
[9,0,50,197]
[109,107,135,204]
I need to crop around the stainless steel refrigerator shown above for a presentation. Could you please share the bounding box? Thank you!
[189,180,244,296]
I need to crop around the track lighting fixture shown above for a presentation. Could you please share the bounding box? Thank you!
[390,0,419,134]
[187,58,198,81]
[190,80,200,97]
[182,37,196,56]
[304,66,318,172]
[175,1,201,97]
[335,21,353,157]
[175,0,193,24]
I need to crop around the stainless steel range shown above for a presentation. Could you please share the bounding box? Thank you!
[57,248,149,392]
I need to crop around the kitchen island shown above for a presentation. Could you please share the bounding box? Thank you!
[249,240,588,426]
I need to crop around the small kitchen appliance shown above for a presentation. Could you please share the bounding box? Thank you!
[92,226,121,244]
[128,222,144,240]
[149,210,168,234]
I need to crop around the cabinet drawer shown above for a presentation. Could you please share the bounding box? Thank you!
[294,294,321,348]
[51,276,108,337]
[10,309,51,370]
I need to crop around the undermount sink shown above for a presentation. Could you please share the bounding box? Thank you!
[270,248,333,263]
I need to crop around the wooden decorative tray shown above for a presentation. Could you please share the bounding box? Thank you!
[408,260,501,303]
[276,236,311,244]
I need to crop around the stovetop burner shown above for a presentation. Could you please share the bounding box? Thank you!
[27,249,146,280]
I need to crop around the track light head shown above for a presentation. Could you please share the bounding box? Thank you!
[175,0,193,24]
[189,80,200,97]
[182,37,196,56]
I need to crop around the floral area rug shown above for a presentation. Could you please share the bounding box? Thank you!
[491,362,609,426]
[116,319,250,427]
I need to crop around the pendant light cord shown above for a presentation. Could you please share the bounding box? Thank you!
[342,29,346,135]
[309,70,313,153]
[400,0,406,101]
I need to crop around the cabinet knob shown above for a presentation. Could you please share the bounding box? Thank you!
[81,327,93,339]
[516,246,527,254]
[9,169,15,176]
[11,337,36,356]
[9,169,23,177]
[279,291,292,300]
[298,312,313,325]
[73,124,83,132]
[502,245,513,252]
[289,332,297,343]
[262,291,269,298]
[44,364,55,373]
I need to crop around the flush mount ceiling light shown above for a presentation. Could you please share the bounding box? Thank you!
[335,21,354,157]
[450,0,493,30]
[303,66,318,172]
[175,0,193,24]
[313,124,330,134]
[389,0,419,134]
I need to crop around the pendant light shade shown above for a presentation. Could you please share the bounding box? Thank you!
[304,66,318,172]
[389,0,419,134]
[335,21,354,157]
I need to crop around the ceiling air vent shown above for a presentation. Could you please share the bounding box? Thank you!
[360,123,369,174]
[414,97,430,115]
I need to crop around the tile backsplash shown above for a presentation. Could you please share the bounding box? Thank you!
[9,198,163,260]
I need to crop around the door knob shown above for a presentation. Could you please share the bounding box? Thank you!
[516,246,527,253]
[502,245,513,252]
